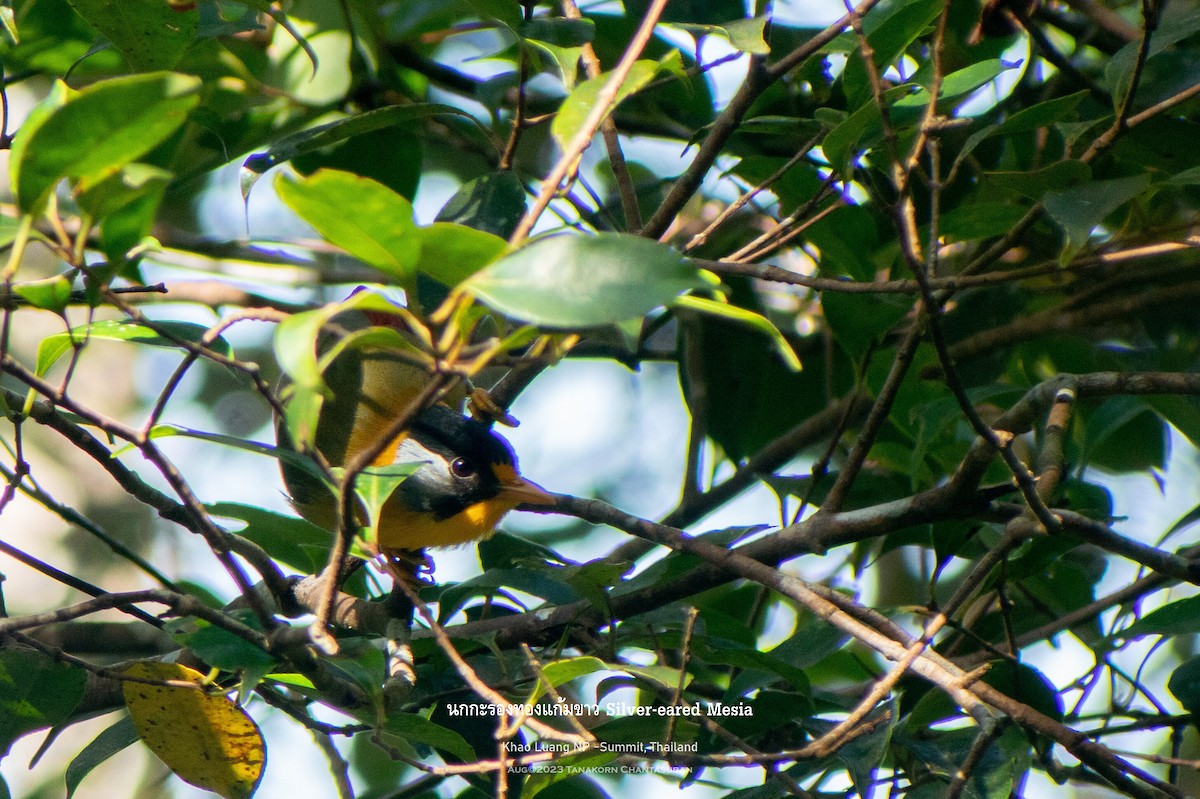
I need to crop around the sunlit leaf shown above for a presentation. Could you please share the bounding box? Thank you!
[122,662,265,799]
[11,72,200,214]
[37,319,231,377]
[464,233,705,327]
[67,0,197,70]
[275,169,420,282]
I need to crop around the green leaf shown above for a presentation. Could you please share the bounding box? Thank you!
[934,201,1030,242]
[345,462,422,544]
[437,568,584,621]
[1079,397,1166,473]
[822,291,910,359]
[1105,8,1200,104]
[834,699,896,797]
[953,91,1088,174]
[1043,174,1150,251]
[673,18,770,55]
[894,59,1011,109]
[11,72,201,214]
[1170,656,1200,717]
[720,17,771,54]
[273,286,415,396]
[464,233,705,327]
[526,657,607,706]
[8,80,68,209]
[241,103,481,198]
[843,0,940,107]
[523,750,618,798]
[551,57,667,151]
[140,426,322,484]
[275,169,420,282]
[0,1,16,46]
[164,613,276,672]
[13,274,72,313]
[66,0,197,70]
[66,714,141,798]
[1120,596,1200,639]
[208,502,336,575]
[981,159,1091,201]
[383,713,476,762]
[415,223,509,287]
[36,319,232,377]
[435,171,528,239]
[0,648,87,756]
[519,17,594,47]
[75,162,173,219]
[675,295,801,371]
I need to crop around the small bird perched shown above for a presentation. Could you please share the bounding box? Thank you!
[277,309,553,582]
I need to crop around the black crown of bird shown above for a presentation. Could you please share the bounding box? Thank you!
[276,296,554,585]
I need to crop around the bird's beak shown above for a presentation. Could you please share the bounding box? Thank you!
[500,476,557,507]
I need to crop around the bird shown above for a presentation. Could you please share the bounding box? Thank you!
[277,310,554,582]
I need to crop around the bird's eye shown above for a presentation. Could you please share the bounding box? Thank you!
[450,457,476,478]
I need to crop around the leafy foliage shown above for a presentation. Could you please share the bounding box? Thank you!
[1,1,1200,798]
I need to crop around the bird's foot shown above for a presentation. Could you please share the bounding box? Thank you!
[382,547,435,592]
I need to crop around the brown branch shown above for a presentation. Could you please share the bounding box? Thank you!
[641,0,886,239]
[563,0,643,231]
[509,0,669,246]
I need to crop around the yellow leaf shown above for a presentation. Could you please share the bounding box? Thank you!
[122,662,265,799]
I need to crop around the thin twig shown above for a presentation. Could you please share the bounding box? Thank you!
[509,0,669,246]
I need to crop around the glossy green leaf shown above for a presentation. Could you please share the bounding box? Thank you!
[1043,174,1150,250]
[67,0,197,70]
[272,289,414,395]
[527,657,606,706]
[0,649,87,756]
[382,713,476,762]
[8,80,68,209]
[138,426,323,485]
[1169,656,1200,716]
[437,568,584,622]
[981,160,1091,201]
[551,57,665,151]
[836,699,896,797]
[435,171,527,238]
[675,294,801,370]
[36,319,231,377]
[75,163,173,219]
[843,0,940,107]
[0,1,16,46]
[343,462,422,544]
[720,17,771,53]
[65,715,141,798]
[954,91,1088,174]
[1105,8,1200,105]
[208,502,339,576]
[895,59,1011,109]
[276,169,420,281]
[415,222,508,287]
[1120,596,1200,639]
[241,103,479,194]
[164,613,275,672]
[465,233,704,327]
[11,72,201,214]
[673,18,770,54]
[13,274,72,313]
